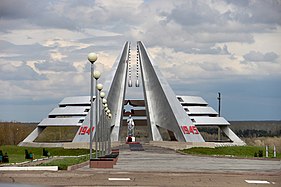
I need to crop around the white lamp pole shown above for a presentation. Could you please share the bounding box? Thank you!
[100,92,106,156]
[104,109,110,155]
[108,113,112,155]
[102,98,107,154]
[93,71,101,158]
[87,53,98,160]
[102,98,108,155]
[96,83,103,156]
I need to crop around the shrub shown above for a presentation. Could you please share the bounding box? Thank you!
[258,150,263,157]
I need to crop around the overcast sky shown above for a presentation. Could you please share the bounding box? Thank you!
[0,0,280,122]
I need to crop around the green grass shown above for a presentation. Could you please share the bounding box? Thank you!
[0,145,89,163]
[180,146,281,158]
[39,155,90,170]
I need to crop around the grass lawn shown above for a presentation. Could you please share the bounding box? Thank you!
[39,155,90,170]
[0,145,89,164]
[180,146,281,159]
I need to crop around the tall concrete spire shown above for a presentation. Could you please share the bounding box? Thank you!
[137,41,204,142]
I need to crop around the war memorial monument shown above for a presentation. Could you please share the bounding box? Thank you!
[20,41,244,148]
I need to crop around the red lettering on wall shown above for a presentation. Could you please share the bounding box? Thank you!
[78,126,83,134]
[181,125,199,135]
[86,127,91,135]
[189,126,194,134]
[181,126,190,134]
[193,126,199,134]
[81,126,87,135]
[78,126,95,135]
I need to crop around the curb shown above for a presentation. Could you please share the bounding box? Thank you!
[0,157,51,166]
[67,161,89,170]
[0,166,58,171]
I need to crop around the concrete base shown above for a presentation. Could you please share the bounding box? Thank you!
[89,159,114,168]
[99,154,118,165]
[149,141,216,150]
[112,157,118,165]
[149,141,246,150]
[18,141,123,149]
[19,141,245,150]
[111,149,119,154]
[18,142,64,148]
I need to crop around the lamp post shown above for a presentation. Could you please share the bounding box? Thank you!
[100,91,106,155]
[102,98,107,156]
[96,83,103,156]
[94,71,101,158]
[88,53,98,160]
[97,96,111,156]
[107,113,112,155]
[217,92,221,141]
[93,71,101,158]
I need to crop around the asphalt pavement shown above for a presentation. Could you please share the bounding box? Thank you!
[80,143,281,173]
[0,143,280,186]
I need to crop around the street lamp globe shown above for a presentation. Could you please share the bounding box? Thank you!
[108,113,112,118]
[93,71,101,80]
[104,107,108,112]
[96,83,103,91]
[88,53,98,64]
[100,91,106,98]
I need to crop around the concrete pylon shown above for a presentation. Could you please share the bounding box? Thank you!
[137,41,205,142]
[74,42,130,142]
[103,42,130,141]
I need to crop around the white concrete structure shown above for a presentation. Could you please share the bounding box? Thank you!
[20,41,244,146]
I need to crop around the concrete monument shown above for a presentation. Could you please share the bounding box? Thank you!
[19,41,244,147]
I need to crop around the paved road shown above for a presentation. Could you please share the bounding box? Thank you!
[0,144,280,186]
[81,144,281,173]
[1,170,280,186]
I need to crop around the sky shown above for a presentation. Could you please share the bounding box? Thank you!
[0,0,280,122]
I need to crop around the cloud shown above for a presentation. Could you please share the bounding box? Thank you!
[243,51,279,62]
[0,61,46,80]
[0,0,280,121]
[0,0,78,30]
[191,44,231,55]
[166,1,220,26]
[171,75,281,120]
[0,40,51,61]
[226,0,281,25]
[198,62,224,72]
[34,60,76,72]
[0,0,34,19]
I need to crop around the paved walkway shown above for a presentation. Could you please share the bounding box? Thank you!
[1,144,280,186]
[80,143,281,173]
